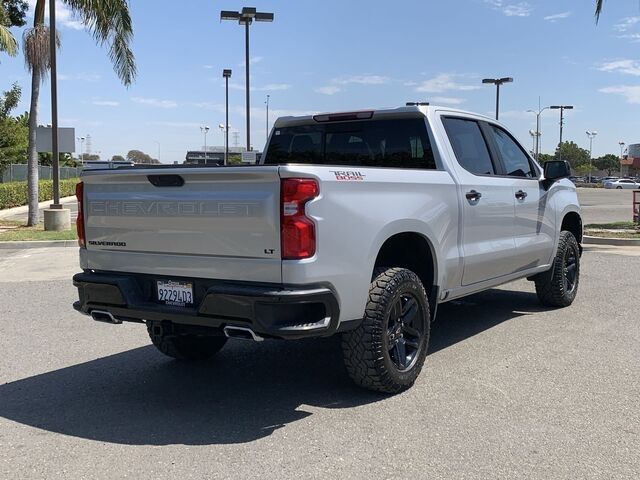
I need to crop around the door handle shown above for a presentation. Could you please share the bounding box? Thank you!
[515,190,528,200]
[465,190,482,201]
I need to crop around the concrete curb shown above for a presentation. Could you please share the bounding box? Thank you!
[0,196,76,219]
[0,240,77,249]
[584,235,640,246]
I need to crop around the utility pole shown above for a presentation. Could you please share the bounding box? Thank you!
[223,69,232,165]
[586,131,598,183]
[550,105,573,162]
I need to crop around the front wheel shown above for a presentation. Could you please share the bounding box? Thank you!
[534,231,580,307]
[341,267,431,394]
[147,322,227,361]
[616,186,623,189]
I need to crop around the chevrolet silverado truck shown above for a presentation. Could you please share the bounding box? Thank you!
[73,105,582,393]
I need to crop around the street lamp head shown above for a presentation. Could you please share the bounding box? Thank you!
[482,78,496,84]
[499,77,514,84]
[223,69,232,78]
[220,10,241,21]
[254,12,274,22]
[564,105,574,110]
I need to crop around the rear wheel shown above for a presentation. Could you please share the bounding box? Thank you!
[341,267,431,393]
[534,231,580,307]
[147,322,227,361]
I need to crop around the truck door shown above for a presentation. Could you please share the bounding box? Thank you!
[483,123,555,270]
[441,116,519,286]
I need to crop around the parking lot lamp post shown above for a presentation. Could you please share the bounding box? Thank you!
[220,7,274,152]
[265,94,270,144]
[77,137,85,165]
[527,106,550,161]
[586,130,598,183]
[550,105,573,162]
[201,126,210,163]
[223,69,232,165]
[619,141,626,159]
[482,77,513,120]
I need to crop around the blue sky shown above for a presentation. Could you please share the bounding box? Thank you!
[2,0,640,163]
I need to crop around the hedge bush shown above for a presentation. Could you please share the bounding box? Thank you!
[0,178,79,210]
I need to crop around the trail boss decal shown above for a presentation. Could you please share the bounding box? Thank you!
[331,171,366,181]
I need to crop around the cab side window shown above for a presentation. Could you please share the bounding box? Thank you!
[442,117,495,175]
[488,125,536,178]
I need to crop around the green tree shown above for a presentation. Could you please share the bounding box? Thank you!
[111,154,125,162]
[127,150,160,164]
[537,153,554,164]
[594,154,620,175]
[0,1,27,57]
[574,164,593,176]
[22,0,136,226]
[555,141,590,167]
[0,84,27,172]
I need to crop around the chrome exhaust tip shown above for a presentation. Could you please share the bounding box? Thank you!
[223,325,264,342]
[90,309,122,325]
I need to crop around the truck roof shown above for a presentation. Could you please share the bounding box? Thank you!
[273,105,496,128]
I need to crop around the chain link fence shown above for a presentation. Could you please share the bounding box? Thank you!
[1,164,83,183]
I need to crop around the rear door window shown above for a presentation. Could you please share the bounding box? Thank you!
[442,117,495,175]
[264,118,436,169]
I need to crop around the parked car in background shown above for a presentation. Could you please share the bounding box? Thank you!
[604,179,640,189]
[600,176,619,185]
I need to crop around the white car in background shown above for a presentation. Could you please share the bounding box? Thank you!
[604,179,640,189]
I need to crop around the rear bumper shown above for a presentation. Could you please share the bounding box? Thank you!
[72,271,341,340]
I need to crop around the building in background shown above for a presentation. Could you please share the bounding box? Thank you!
[621,144,640,177]
[184,146,260,165]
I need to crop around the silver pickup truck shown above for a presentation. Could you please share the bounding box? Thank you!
[73,105,582,393]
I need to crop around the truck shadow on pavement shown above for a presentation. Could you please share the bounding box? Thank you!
[0,288,546,445]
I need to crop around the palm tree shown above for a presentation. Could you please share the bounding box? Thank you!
[0,24,18,56]
[595,0,603,23]
[23,0,136,225]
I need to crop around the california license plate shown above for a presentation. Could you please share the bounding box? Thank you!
[156,280,194,307]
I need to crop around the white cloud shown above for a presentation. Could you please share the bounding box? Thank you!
[148,121,203,128]
[544,11,571,22]
[618,33,640,42]
[203,65,214,70]
[599,85,640,104]
[59,73,101,82]
[315,86,342,95]
[614,16,640,32]
[430,96,465,105]
[131,97,178,108]
[415,74,480,93]
[598,60,640,76]
[227,83,291,92]
[237,56,264,67]
[332,75,389,85]
[484,0,532,17]
[92,100,120,107]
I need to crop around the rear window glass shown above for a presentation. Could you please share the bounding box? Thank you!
[263,118,436,169]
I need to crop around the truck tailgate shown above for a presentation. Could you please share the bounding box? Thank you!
[81,166,282,282]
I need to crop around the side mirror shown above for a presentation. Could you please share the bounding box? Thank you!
[542,160,571,189]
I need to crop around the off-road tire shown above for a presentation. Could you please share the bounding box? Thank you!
[147,322,227,361]
[534,231,580,307]
[341,267,431,394]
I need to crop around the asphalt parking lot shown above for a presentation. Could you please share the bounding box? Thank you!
[577,188,636,224]
[0,246,638,479]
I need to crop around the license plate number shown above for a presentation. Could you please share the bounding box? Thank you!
[156,280,194,307]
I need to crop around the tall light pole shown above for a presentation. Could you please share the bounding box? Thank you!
[265,94,270,145]
[528,130,539,156]
[220,7,274,152]
[49,0,61,208]
[223,68,232,165]
[527,103,550,161]
[77,136,85,164]
[619,141,626,159]
[201,126,210,164]
[586,130,598,183]
[482,77,513,120]
[550,105,573,162]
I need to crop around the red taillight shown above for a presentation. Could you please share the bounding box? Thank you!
[281,178,319,260]
[75,182,86,248]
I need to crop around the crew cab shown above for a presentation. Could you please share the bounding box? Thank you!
[73,105,582,393]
